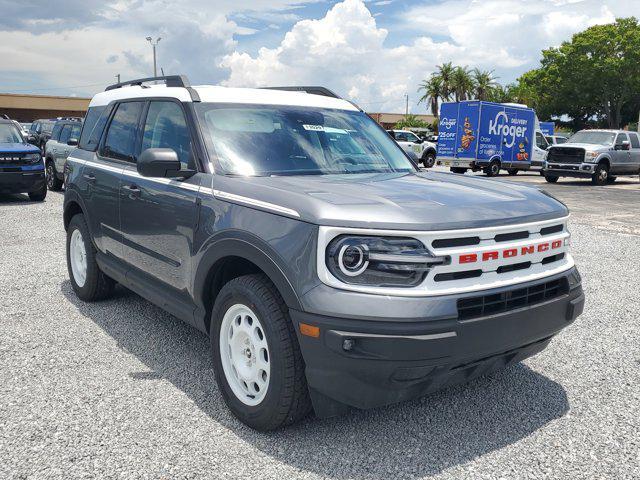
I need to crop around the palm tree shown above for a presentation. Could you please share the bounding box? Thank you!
[435,62,456,100]
[473,68,498,101]
[450,66,474,102]
[418,74,444,116]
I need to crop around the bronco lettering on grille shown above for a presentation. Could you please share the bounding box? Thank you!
[459,240,563,264]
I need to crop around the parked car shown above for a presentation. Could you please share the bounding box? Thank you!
[437,101,549,176]
[20,122,32,134]
[44,119,82,191]
[546,135,568,145]
[386,129,437,167]
[0,118,46,201]
[544,129,640,185]
[64,75,583,431]
[28,119,57,152]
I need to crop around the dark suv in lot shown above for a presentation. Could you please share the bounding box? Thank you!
[0,118,46,201]
[44,119,82,190]
[64,76,584,430]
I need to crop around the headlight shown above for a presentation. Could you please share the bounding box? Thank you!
[325,235,447,287]
[584,151,599,162]
[23,153,41,163]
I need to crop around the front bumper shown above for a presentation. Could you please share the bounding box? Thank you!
[292,267,584,417]
[545,162,595,177]
[0,168,45,194]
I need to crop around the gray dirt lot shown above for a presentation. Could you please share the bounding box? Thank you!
[0,170,639,479]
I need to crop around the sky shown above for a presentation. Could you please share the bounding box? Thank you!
[0,0,637,113]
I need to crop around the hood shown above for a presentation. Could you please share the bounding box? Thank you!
[0,142,40,154]
[549,143,609,151]
[214,171,568,230]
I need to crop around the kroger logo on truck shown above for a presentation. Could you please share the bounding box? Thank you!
[488,111,528,148]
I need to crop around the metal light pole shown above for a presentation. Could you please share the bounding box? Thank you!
[146,36,162,77]
[404,93,409,116]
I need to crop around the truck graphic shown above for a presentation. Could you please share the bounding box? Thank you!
[437,101,542,176]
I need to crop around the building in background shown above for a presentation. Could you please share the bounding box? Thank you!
[0,93,90,121]
[368,112,436,129]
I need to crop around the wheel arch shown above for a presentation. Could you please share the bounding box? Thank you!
[63,190,87,231]
[194,234,303,334]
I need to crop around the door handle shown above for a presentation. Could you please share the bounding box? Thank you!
[83,173,96,183]
[122,184,141,199]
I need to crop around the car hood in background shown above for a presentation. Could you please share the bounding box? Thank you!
[0,142,41,154]
[549,143,610,151]
[213,171,568,230]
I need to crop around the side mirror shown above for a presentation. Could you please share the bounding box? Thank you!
[67,138,78,146]
[137,148,194,179]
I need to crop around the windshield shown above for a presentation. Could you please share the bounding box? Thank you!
[195,104,415,176]
[568,131,615,146]
[0,124,24,143]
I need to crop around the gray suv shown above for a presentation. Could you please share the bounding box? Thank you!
[544,129,640,185]
[45,119,82,190]
[64,76,584,430]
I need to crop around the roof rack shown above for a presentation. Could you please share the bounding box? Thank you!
[105,75,200,102]
[260,86,341,99]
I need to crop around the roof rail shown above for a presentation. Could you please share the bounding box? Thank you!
[260,86,341,99]
[105,75,201,102]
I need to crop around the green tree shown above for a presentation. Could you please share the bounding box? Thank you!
[450,66,475,102]
[395,114,429,129]
[418,75,444,116]
[473,69,498,101]
[517,17,640,129]
[435,61,456,100]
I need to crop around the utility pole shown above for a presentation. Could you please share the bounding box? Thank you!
[146,36,162,77]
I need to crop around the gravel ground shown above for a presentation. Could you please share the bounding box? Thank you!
[1,177,639,479]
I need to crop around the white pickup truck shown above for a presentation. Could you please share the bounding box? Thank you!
[387,129,437,168]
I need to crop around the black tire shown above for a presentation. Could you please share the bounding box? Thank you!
[450,167,467,174]
[485,160,500,177]
[507,168,518,176]
[544,175,559,183]
[591,163,609,185]
[66,214,115,302]
[28,182,47,201]
[607,175,617,183]
[422,151,436,168]
[210,274,311,431]
[46,160,63,191]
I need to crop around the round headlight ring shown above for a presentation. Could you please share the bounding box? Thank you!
[338,243,369,277]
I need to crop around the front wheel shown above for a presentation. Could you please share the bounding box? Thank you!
[66,214,115,301]
[28,182,47,202]
[211,274,311,431]
[485,160,500,177]
[591,163,609,185]
[46,161,63,191]
[422,152,436,168]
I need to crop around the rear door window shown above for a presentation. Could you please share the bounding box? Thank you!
[59,125,72,144]
[101,102,144,162]
[628,133,640,149]
[69,124,82,142]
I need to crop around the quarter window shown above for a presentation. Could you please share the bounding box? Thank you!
[102,102,144,161]
[141,101,193,169]
[79,105,111,152]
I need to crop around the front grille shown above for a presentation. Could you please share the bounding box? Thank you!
[457,277,569,320]
[547,147,585,164]
[0,154,30,166]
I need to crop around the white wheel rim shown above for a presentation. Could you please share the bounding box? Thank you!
[70,229,87,288]
[219,304,270,406]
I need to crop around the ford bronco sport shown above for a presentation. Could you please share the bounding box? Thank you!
[64,76,584,431]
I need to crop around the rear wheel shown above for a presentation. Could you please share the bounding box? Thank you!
[211,274,311,431]
[507,168,518,176]
[46,160,63,191]
[66,214,115,301]
[450,167,467,174]
[485,160,500,177]
[591,163,609,185]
